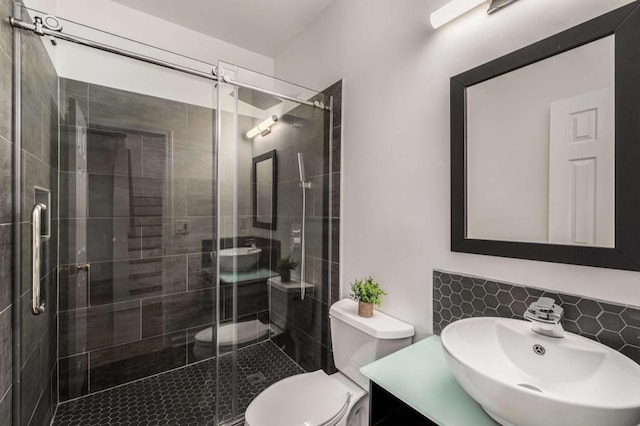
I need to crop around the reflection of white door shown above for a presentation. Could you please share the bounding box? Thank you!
[548,88,614,247]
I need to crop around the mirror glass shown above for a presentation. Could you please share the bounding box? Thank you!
[466,35,615,247]
[252,150,276,229]
[256,158,273,222]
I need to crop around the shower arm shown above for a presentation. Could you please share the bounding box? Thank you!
[9,16,331,112]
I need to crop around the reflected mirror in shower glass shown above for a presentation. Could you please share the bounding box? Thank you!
[466,35,615,248]
[252,150,277,229]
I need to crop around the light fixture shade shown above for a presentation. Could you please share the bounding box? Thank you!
[430,0,485,29]
[246,125,263,139]
[246,115,278,139]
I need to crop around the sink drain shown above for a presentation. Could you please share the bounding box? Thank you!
[518,383,542,393]
[532,344,545,355]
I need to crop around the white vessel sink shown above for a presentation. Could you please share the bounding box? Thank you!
[441,317,640,426]
[219,247,262,272]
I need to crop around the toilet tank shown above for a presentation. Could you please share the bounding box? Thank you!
[329,299,414,389]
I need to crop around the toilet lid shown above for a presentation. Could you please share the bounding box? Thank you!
[245,370,351,426]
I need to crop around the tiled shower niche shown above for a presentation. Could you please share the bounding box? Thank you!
[433,270,640,364]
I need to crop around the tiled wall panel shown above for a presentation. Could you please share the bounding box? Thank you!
[433,270,640,364]
[58,78,217,401]
[1,0,15,421]
[259,81,342,374]
[15,8,60,425]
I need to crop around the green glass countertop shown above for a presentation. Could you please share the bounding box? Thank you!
[360,335,498,426]
[219,268,278,284]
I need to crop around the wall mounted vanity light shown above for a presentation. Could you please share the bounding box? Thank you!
[246,115,279,139]
[430,0,519,29]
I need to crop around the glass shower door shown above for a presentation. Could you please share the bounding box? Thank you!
[215,62,335,424]
[14,4,59,425]
[15,5,219,424]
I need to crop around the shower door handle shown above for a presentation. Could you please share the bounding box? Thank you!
[31,203,47,315]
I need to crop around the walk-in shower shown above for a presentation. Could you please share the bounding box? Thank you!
[4,4,341,425]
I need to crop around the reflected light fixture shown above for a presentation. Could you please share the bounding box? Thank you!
[246,115,278,139]
[430,0,519,29]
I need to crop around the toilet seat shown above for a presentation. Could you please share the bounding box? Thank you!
[245,370,353,426]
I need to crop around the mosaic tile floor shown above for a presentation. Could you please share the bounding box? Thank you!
[53,340,303,425]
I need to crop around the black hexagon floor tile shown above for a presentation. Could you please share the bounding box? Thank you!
[53,340,303,425]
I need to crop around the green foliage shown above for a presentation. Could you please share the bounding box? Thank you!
[349,277,386,306]
[277,256,298,273]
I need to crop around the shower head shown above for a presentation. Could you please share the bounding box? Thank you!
[280,113,305,128]
[297,152,306,183]
[234,87,282,110]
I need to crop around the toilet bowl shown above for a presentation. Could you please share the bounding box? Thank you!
[192,319,271,360]
[245,299,414,426]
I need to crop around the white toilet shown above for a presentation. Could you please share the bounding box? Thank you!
[245,298,415,426]
[192,320,272,360]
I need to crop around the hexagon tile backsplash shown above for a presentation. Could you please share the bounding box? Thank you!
[433,270,640,364]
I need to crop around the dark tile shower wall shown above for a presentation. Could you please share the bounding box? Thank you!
[433,270,640,364]
[15,7,60,426]
[326,81,342,311]
[252,81,342,374]
[57,78,217,401]
[0,0,13,423]
[0,5,61,421]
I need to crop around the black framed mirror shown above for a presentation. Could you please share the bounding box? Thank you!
[451,2,640,271]
[252,150,277,230]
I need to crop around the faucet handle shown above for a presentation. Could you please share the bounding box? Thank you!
[525,297,563,324]
[532,297,555,312]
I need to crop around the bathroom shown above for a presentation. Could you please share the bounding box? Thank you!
[1,0,640,425]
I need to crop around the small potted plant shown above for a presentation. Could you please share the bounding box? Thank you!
[350,276,387,318]
[277,256,298,283]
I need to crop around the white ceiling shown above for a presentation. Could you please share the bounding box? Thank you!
[109,0,336,58]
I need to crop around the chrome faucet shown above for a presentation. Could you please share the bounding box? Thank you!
[524,297,565,338]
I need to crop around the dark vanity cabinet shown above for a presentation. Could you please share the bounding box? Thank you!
[370,382,437,426]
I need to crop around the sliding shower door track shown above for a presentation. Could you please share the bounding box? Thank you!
[10,16,330,111]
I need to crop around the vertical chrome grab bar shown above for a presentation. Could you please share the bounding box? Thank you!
[32,203,46,315]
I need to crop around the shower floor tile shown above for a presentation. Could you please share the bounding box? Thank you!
[52,340,303,426]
